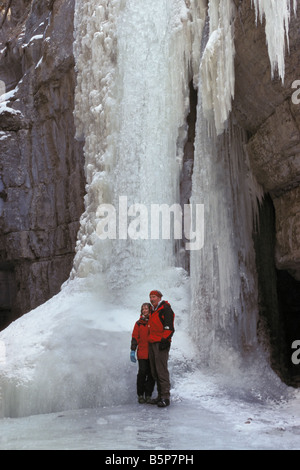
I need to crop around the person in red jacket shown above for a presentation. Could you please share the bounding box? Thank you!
[130,302,155,403]
[148,290,175,407]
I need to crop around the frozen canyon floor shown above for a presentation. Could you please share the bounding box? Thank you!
[0,374,300,450]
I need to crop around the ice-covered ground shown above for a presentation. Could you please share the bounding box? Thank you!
[0,272,299,450]
[0,370,300,450]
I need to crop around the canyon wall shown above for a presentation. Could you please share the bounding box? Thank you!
[0,0,85,327]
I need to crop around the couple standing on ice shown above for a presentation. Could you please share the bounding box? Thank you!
[130,290,175,408]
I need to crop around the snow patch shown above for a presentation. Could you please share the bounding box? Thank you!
[0,87,22,117]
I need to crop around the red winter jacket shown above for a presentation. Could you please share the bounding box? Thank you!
[148,300,175,344]
[131,315,150,360]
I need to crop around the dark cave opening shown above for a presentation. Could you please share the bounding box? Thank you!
[254,194,300,386]
[0,262,16,331]
[277,269,300,386]
[178,80,197,273]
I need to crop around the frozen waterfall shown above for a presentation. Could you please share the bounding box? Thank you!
[0,0,297,418]
[72,0,198,288]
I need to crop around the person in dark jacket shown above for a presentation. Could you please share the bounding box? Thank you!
[130,302,155,403]
[148,290,175,407]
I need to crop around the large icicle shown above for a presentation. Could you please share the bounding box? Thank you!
[251,0,297,81]
[200,0,236,135]
[190,1,264,363]
[190,112,263,367]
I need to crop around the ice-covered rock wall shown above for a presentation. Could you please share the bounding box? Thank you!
[189,0,297,366]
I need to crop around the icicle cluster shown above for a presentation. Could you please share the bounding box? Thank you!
[251,0,297,82]
[200,0,236,135]
[190,113,263,365]
[199,0,297,134]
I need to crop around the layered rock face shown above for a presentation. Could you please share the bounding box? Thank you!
[0,0,85,327]
[232,0,300,383]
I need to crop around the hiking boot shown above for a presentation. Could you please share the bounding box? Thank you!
[145,396,152,404]
[147,396,160,405]
[157,398,170,407]
[138,395,146,404]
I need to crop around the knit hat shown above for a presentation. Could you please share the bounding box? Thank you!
[149,290,163,298]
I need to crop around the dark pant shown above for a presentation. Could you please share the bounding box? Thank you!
[148,342,170,400]
[137,359,155,397]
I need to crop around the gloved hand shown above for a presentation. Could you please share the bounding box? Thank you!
[130,350,136,363]
[159,339,170,351]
